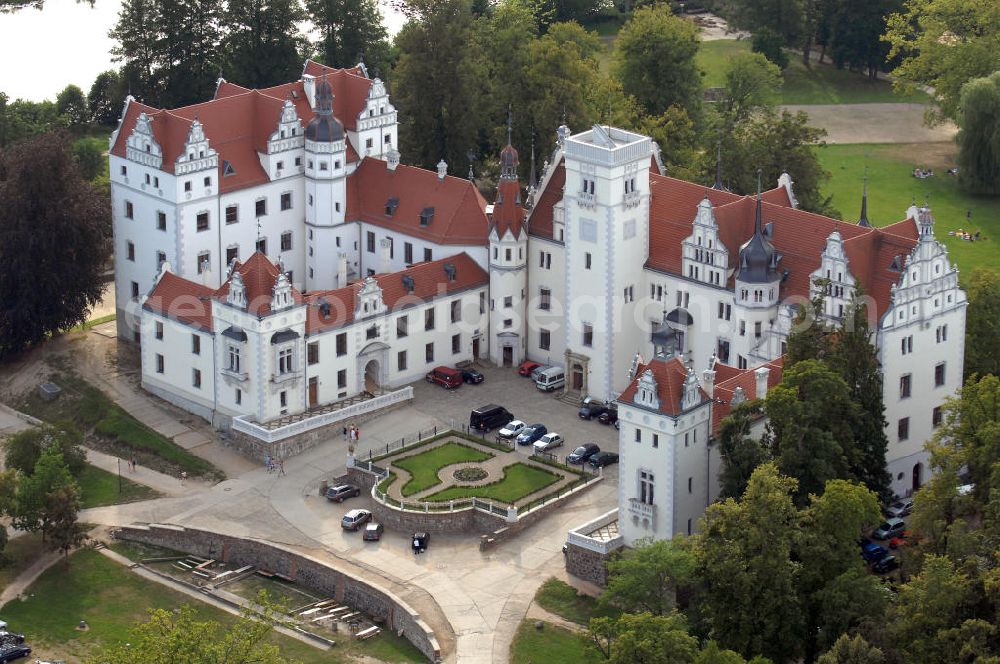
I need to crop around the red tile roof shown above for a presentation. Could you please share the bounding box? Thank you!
[618,355,708,417]
[143,272,218,332]
[346,159,489,245]
[710,357,785,435]
[527,159,566,240]
[492,178,526,238]
[216,252,304,317]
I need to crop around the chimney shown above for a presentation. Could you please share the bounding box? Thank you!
[754,366,771,400]
[702,367,716,398]
[386,148,400,171]
[337,252,348,287]
[379,238,392,273]
[437,159,447,180]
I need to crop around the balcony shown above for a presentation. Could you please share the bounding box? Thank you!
[577,191,596,209]
[628,498,657,522]
[624,190,641,208]
[221,367,248,382]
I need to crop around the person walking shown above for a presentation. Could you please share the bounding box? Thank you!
[264,453,272,472]
[278,457,286,476]
[131,454,137,472]
[180,471,188,485]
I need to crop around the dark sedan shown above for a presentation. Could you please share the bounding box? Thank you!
[597,408,618,425]
[462,369,485,384]
[0,644,31,663]
[578,402,607,420]
[567,443,600,464]
[515,424,547,446]
[588,451,620,468]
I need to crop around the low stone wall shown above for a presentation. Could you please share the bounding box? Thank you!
[115,524,441,662]
[565,541,611,587]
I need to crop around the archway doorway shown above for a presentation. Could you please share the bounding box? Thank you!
[912,462,923,493]
[364,359,380,394]
[502,346,513,367]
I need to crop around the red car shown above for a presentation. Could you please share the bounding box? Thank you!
[518,360,542,377]
[889,530,910,549]
[425,366,463,389]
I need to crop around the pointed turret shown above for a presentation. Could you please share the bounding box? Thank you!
[305,76,344,142]
[493,110,525,238]
[858,176,871,227]
[736,171,781,284]
[712,142,727,191]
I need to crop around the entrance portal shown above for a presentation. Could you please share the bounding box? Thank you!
[473,337,481,360]
[308,376,318,407]
[502,346,513,367]
[572,363,584,391]
[364,359,380,394]
[912,462,923,493]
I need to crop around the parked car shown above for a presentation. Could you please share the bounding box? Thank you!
[498,419,526,440]
[597,407,618,425]
[0,644,30,663]
[533,432,564,453]
[362,522,384,541]
[469,404,513,432]
[530,364,552,381]
[412,531,430,553]
[566,443,601,464]
[518,360,543,377]
[516,423,548,446]
[872,555,900,574]
[884,499,914,518]
[589,451,620,468]
[0,633,24,647]
[341,509,372,531]
[889,531,910,549]
[425,366,463,389]
[325,483,361,502]
[861,542,890,563]
[873,518,906,540]
[535,366,565,392]
[462,369,485,384]
[578,399,607,420]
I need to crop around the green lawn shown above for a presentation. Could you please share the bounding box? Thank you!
[0,548,424,663]
[77,462,160,508]
[0,532,46,591]
[424,463,560,504]
[69,312,116,332]
[533,578,617,626]
[509,620,602,664]
[818,143,1000,277]
[18,370,223,480]
[393,441,493,497]
[697,39,753,88]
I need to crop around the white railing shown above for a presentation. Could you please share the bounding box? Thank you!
[231,386,413,443]
[627,498,656,520]
[624,190,641,208]
[577,191,596,209]
[566,509,624,554]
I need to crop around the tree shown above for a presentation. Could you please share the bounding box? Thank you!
[964,268,1000,378]
[884,0,1000,124]
[11,447,76,536]
[222,0,307,89]
[86,599,292,664]
[729,0,804,48]
[0,95,68,148]
[720,53,783,126]
[695,642,753,664]
[612,6,701,116]
[955,71,1000,195]
[306,0,390,74]
[785,287,832,367]
[0,132,108,359]
[4,425,87,477]
[56,85,89,127]
[826,0,899,79]
[73,138,105,181]
[43,484,86,557]
[88,70,127,126]
[752,27,790,70]
[110,0,161,105]
[717,400,770,500]
[393,0,488,171]
[0,0,93,10]
[602,538,696,616]
[589,612,700,664]
[157,0,223,107]
[695,464,804,662]
[764,360,860,504]
[817,634,885,664]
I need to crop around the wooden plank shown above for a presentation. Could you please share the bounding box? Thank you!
[339,612,360,621]
[193,559,215,571]
[327,607,350,615]
[355,626,380,640]
[176,561,193,569]
[233,565,253,574]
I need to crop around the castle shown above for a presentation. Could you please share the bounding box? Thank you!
[108,61,965,529]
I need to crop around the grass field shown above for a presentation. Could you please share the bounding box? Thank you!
[18,370,222,480]
[393,441,493,497]
[77,463,160,508]
[0,532,46,592]
[818,143,1000,277]
[509,620,602,664]
[424,462,560,504]
[0,548,424,663]
[533,578,616,626]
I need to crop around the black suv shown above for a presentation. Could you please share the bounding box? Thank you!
[325,483,361,502]
[578,398,607,420]
[0,643,31,663]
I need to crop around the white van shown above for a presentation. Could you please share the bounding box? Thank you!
[535,366,565,392]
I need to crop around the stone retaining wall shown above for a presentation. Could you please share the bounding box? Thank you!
[115,524,441,662]
[565,541,611,586]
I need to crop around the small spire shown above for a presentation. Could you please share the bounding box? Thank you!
[712,141,724,190]
[468,163,475,182]
[858,171,871,227]
[754,169,763,235]
[506,104,513,147]
[528,134,537,190]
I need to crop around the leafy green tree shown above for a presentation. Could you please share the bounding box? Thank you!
[695,464,804,662]
[956,71,1000,195]
[0,0,93,10]
[612,5,701,116]
[73,138,105,181]
[222,0,306,89]
[11,447,76,536]
[43,484,87,557]
[393,0,487,171]
[88,70,127,126]
[110,0,159,103]
[0,94,68,148]
[813,568,889,657]
[0,468,17,514]
[602,538,696,616]
[826,0,899,79]
[752,27,790,70]
[0,132,108,358]
[964,268,1000,378]
[56,85,89,127]
[884,0,1000,124]
[85,599,291,664]
[717,400,770,500]
[307,0,390,74]
[158,0,223,106]
[729,0,804,47]
[4,425,87,477]
[765,360,860,504]
[589,612,700,664]
[720,52,783,126]
[817,634,885,664]
[785,287,832,367]
[695,641,753,664]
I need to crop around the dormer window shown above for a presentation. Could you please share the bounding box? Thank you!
[420,207,435,227]
[385,197,399,216]
[635,369,660,410]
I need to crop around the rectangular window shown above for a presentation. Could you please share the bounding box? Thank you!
[226,246,238,265]
[935,362,946,386]
[131,281,140,299]
[255,199,266,216]
[452,333,461,354]
[739,320,746,336]
[539,329,551,350]
[337,369,347,389]
[278,347,294,374]
[900,374,912,398]
[504,296,513,308]
[280,391,287,408]
[424,248,432,262]
[652,433,659,449]
[155,321,163,339]
[898,417,910,441]
[203,176,211,187]
[754,321,762,339]
[196,212,209,232]
[584,253,592,269]
[256,238,267,254]
[125,200,133,219]
[583,323,593,347]
[235,388,242,405]
[688,477,693,494]
[281,231,292,252]
[398,350,407,371]
[366,325,378,340]
[225,205,237,224]
[280,192,291,210]
[480,292,486,315]
[120,165,127,176]
[197,251,210,274]
[394,315,408,339]
[425,308,435,331]
[155,353,164,373]
[227,344,241,373]
[367,231,375,253]
[126,241,135,261]
[404,242,413,264]
[450,299,461,323]
[307,342,319,365]
[191,334,200,355]
[336,332,347,356]
[184,181,192,192]
[193,369,201,388]
[503,318,512,329]
[639,471,654,505]
[539,288,551,310]
[425,342,434,363]
[634,428,641,443]
[932,406,942,428]
[157,211,167,230]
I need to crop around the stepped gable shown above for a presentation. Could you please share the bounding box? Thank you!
[346,158,489,245]
[618,355,707,417]
[710,357,784,435]
[525,158,565,240]
[144,271,217,332]
[304,253,489,334]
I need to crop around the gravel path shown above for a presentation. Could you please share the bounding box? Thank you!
[782,103,958,144]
